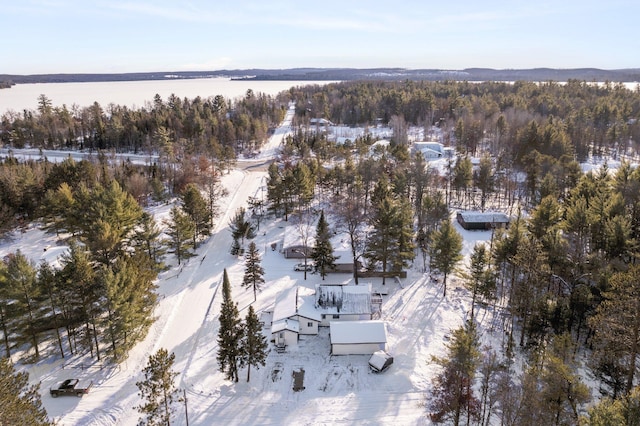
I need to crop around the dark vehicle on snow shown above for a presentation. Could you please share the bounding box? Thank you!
[50,378,93,397]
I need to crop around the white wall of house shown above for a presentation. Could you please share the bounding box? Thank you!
[273,329,298,347]
[297,317,319,335]
[320,313,372,327]
[331,342,386,355]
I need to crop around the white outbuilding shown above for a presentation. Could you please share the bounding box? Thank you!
[329,320,388,355]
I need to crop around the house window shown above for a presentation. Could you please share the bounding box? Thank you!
[307,322,313,327]
[333,314,340,319]
[321,314,326,319]
[279,332,284,338]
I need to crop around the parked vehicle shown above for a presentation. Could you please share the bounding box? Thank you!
[50,378,93,397]
[294,263,312,272]
[369,350,394,373]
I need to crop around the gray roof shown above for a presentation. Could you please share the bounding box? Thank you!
[330,320,387,344]
[458,211,510,223]
[315,283,372,315]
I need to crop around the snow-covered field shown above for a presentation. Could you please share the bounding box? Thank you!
[1,106,498,425]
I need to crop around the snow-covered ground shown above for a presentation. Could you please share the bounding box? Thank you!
[1,105,498,425]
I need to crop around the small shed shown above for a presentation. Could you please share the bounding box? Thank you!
[330,320,387,355]
[456,211,510,230]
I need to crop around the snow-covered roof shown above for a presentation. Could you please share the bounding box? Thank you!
[417,147,443,158]
[413,141,444,153]
[315,283,372,315]
[271,318,299,334]
[330,320,387,344]
[457,211,510,223]
[272,286,322,323]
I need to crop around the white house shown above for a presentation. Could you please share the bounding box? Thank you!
[270,286,322,348]
[413,141,445,160]
[268,283,380,350]
[413,141,455,161]
[330,320,388,355]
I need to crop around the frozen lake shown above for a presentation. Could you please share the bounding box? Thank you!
[0,77,331,114]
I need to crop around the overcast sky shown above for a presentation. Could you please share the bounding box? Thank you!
[2,0,638,74]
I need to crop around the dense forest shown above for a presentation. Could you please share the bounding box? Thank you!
[1,80,640,424]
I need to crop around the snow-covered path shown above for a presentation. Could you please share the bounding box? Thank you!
[41,106,294,425]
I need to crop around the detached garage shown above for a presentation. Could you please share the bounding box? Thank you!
[330,320,387,355]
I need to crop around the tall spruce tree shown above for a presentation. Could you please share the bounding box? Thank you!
[217,269,244,382]
[240,305,268,382]
[311,210,336,280]
[0,357,51,425]
[136,348,181,426]
[242,241,265,301]
[429,219,463,297]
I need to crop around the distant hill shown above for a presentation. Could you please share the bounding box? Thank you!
[1,67,639,86]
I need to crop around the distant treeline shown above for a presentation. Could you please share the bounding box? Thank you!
[2,67,640,87]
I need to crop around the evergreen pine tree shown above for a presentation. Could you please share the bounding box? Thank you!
[133,212,166,270]
[389,198,416,273]
[429,320,481,426]
[164,206,195,265]
[240,305,268,382]
[429,219,463,297]
[3,251,42,360]
[58,241,102,360]
[242,241,265,301]
[311,210,336,280]
[135,348,181,426]
[217,269,244,382]
[589,265,640,396]
[585,386,640,426]
[0,357,51,425]
[102,253,158,362]
[36,261,66,359]
[266,162,284,217]
[462,244,496,319]
[365,180,396,285]
[181,183,211,248]
[229,207,256,255]
[80,180,145,265]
